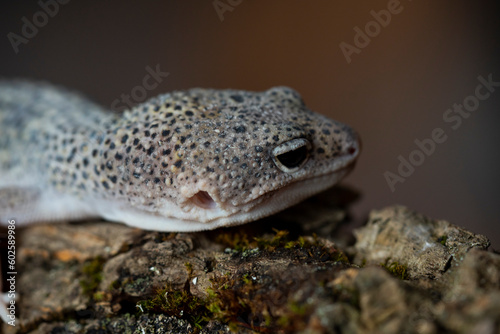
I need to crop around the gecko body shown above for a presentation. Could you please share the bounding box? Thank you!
[0,81,359,231]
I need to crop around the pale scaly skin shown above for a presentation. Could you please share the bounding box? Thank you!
[0,80,360,322]
[0,80,360,231]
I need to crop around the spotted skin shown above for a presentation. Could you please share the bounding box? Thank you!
[0,80,360,231]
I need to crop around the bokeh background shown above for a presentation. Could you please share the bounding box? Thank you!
[1,1,499,248]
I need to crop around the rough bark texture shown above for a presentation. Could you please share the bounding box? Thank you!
[2,187,499,334]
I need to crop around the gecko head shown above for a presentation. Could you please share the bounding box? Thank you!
[101,87,359,231]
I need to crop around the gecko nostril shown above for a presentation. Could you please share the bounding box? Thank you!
[347,146,357,155]
[189,191,217,210]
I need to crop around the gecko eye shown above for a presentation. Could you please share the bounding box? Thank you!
[272,138,311,173]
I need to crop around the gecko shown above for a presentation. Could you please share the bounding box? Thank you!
[0,80,360,322]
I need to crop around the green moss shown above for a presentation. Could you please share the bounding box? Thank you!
[136,230,350,331]
[215,231,252,252]
[381,260,409,280]
[137,267,317,332]
[79,256,105,298]
[109,279,121,290]
[288,301,307,315]
[93,291,106,302]
[241,273,252,285]
[254,229,290,250]
[438,235,448,246]
[184,262,193,277]
[217,229,349,264]
[137,284,210,327]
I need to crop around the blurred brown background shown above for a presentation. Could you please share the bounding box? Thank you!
[1,1,499,248]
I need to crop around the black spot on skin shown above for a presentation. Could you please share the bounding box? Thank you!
[174,144,180,151]
[145,130,151,137]
[322,129,331,135]
[133,172,141,179]
[83,158,89,167]
[82,171,89,179]
[317,148,325,154]
[67,148,77,163]
[241,163,248,169]
[206,166,215,172]
[147,146,155,156]
[132,128,139,135]
[180,136,186,144]
[162,130,170,136]
[234,125,246,133]
[203,141,210,148]
[133,157,140,164]
[115,152,123,160]
[126,146,132,153]
[174,105,182,111]
[185,110,194,116]
[102,181,110,189]
[151,133,157,139]
[108,175,117,183]
[273,135,279,141]
[309,129,316,135]
[165,112,173,118]
[230,95,244,103]
[150,123,159,129]
[106,161,113,170]
[121,134,129,143]
[133,138,140,145]
[153,177,161,184]
[163,149,171,155]
[161,162,168,168]
[190,143,196,149]
[255,145,263,152]
[174,160,182,168]
[232,156,240,163]
[109,142,116,150]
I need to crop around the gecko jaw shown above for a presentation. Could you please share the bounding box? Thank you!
[95,160,355,233]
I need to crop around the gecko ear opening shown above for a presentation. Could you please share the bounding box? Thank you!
[189,191,217,209]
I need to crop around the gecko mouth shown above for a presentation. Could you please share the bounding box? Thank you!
[102,159,357,233]
[189,191,217,209]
